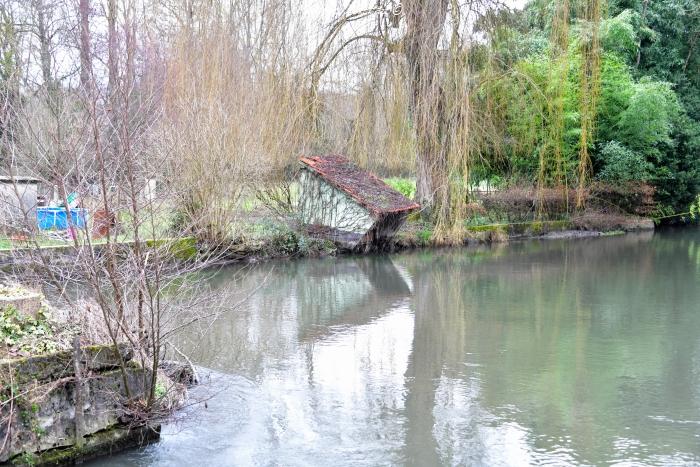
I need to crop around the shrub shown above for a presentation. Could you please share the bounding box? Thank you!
[618,80,680,151]
[0,305,61,355]
[258,221,299,255]
[417,226,433,245]
[589,181,656,215]
[597,141,652,183]
[601,10,640,63]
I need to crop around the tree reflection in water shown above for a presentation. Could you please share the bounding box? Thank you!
[93,229,700,466]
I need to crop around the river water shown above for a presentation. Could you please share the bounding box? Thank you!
[94,229,700,466]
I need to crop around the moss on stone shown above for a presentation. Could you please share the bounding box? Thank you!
[145,237,198,261]
[1,344,133,386]
[601,230,626,236]
[467,224,504,232]
[10,424,160,466]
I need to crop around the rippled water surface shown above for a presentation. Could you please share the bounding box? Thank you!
[94,229,700,466]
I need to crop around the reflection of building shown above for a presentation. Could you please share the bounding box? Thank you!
[0,176,39,231]
[295,256,412,341]
[173,255,414,375]
[298,155,418,250]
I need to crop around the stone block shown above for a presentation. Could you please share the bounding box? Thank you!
[0,344,152,464]
[0,292,42,319]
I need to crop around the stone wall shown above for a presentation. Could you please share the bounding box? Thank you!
[0,344,157,465]
[298,169,375,236]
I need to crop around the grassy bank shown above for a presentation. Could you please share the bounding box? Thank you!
[1,181,660,261]
[0,211,655,264]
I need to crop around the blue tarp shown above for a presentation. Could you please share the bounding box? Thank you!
[37,207,87,230]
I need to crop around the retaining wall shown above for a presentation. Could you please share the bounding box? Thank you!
[0,344,157,465]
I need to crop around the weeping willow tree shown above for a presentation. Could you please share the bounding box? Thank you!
[382,60,416,175]
[349,82,378,170]
[403,0,481,241]
[348,58,416,175]
[576,0,604,208]
[523,0,605,214]
[402,0,450,220]
[311,0,485,238]
[537,0,570,216]
[534,0,605,213]
[433,2,473,241]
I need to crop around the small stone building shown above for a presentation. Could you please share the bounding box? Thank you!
[0,176,39,230]
[298,155,419,250]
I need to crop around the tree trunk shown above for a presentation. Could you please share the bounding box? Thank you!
[106,0,119,184]
[107,0,118,98]
[34,0,53,91]
[403,0,449,217]
[79,0,92,90]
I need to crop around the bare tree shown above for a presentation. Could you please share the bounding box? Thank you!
[78,0,92,90]
[0,0,258,417]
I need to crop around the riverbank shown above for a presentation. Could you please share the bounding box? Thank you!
[394,211,655,249]
[198,206,657,261]
[0,181,664,265]
[0,345,159,465]
[0,292,155,465]
[0,210,656,268]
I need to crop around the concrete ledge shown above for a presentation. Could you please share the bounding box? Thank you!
[0,344,153,465]
[9,424,160,466]
[0,344,133,386]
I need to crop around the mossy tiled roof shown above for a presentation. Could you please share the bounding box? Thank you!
[299,155,419,216]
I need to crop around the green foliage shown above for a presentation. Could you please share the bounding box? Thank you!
[480,2,699,215]
[597,141,651,182]
[384,178,416,199]
[17,452,37,467]
[485,53,559,179]
[417,226,433,245]
[600,10,640,63]
[595,53,635,145]
[268,225,299,255]
[690,195,700,222]
[296,235,336,257]
[484,49,583,183]
[618,79,680,153]
[0,306,58,355]
[630,0,700,119]
[649,115,700,213]
[251,220,336,256]
[155,382,167,399]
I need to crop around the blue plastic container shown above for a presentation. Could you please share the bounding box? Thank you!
[37,207,87,230]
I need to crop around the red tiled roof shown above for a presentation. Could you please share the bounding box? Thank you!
[299,155,420,215]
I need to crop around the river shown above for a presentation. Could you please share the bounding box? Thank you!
[93,228,700,466]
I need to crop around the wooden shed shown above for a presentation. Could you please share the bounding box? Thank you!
[297,155,419,250]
